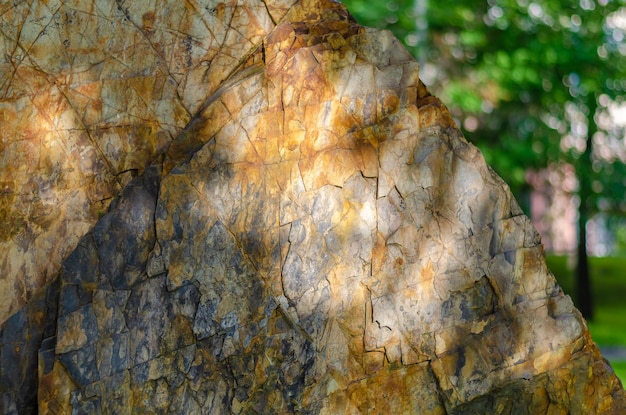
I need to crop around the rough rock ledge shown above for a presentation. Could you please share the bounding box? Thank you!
[1,0,625,413]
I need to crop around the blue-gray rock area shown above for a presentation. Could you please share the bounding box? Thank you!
[1,0,625,414]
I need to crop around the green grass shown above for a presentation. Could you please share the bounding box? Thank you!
[546,255,626,385]
[587,308,626,347]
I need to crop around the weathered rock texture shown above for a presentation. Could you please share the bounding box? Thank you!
[1,0,625,414]
[0,0,291,325]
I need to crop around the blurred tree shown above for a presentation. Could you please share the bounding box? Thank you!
[342,0,626,320]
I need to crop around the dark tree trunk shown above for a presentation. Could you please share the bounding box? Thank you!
[576,205,593,320]
[576,103,595,321]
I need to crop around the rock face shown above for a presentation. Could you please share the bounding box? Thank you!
[0,0,291,325]
[1,0,624,414]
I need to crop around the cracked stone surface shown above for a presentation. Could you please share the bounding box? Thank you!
[1,0,625,414]
[0,0,292,324]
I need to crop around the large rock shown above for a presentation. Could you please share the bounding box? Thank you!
[1,0,624,413]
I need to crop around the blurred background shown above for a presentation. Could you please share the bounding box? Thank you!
[341,0,626,383]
